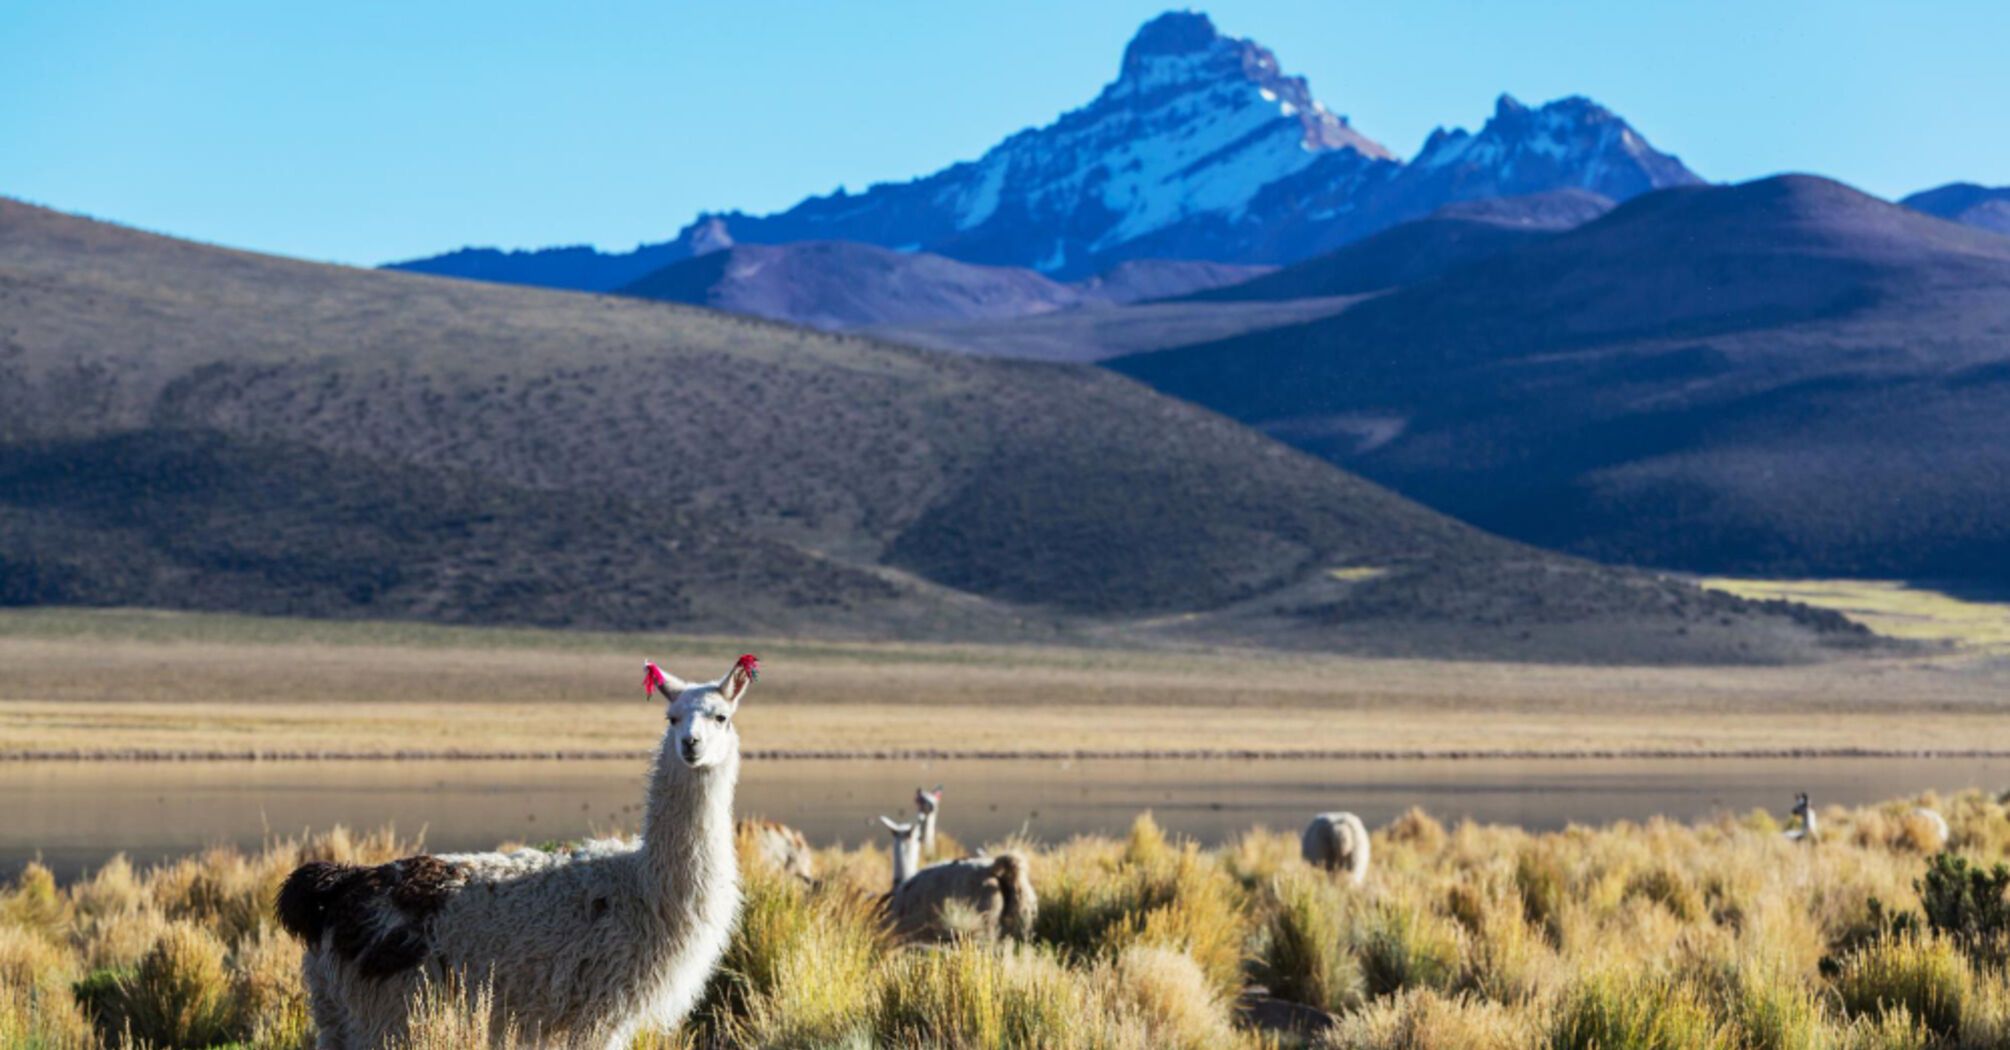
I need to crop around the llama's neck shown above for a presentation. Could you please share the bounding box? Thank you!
[890,836,919,891]
[642,731,739,914]
[919,810,938,852]
[1800,809,1817,837]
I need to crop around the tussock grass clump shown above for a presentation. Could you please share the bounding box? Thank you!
[1830,932,1971,1038]
[1035,823,1248,996]
[1256,867,1363,1013]
[1222,826,1298,889]
[1382,807,1448,856]
[1319,987,1543,1050]
[1358,898,1464,999]
[701,868,888,1046]
[875,941,1093,1049]
[77,919,241,1048]
[391,976,522,1050]
[0,982,97,1050]
[1549,969,1736,1050]
[1095,944,1241,1050]
[3,862,73,937]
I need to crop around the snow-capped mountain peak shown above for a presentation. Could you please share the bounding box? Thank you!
[389,11,1704,286]
[1107,11,1390,159]
[1413,94,1703,199]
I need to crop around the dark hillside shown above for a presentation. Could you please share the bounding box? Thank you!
[1115,176,2010,586]
[0,198,1870,660]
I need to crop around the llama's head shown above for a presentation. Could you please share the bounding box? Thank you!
[645,654,758,769]
[880,814,920,883]
[1792,792,1811,819]
[916,786,943,816]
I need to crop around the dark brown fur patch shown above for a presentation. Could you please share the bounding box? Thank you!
[275,854,466,980]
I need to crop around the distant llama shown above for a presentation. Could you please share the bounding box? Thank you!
[1912,806,1951,850]
[740,818,816,882]
[915,785,945,857]
[1302,812,1371,884]
[879,816,1036,943]
[1785,792,1818,842]
[277,655,759,1049]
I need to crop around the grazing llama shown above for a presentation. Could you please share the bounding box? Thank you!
[1785,792,1818,842]
[739,818,816,883]
[879,816,1035,943]
[1302,812,1371,884]
[277,655,759,1049]
[915,785,945,857]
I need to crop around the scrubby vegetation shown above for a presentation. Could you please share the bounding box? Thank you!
[9,794,2010,1047]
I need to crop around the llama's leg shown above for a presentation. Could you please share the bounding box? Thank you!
[302,954,349,1050]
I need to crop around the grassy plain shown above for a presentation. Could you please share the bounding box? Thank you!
[2,602,2009,758]
[6,794,2010,1048]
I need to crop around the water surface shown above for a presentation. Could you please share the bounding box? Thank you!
[6,756,2002,879]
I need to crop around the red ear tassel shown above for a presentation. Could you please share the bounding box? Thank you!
[736,654,760,680]
[644,661,672,699]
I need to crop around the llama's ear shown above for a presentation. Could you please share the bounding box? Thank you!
[718,653,759,705]
[879,815,909,833]
[644,661,689,700]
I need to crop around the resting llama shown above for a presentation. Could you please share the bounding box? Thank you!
[879,816,1035,943]
[915,785,945,857]
[1302,812,1371,884]
[277,655,759,1049]
[739,818,816,883]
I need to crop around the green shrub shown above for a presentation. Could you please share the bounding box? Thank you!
[1917,853,2010,961]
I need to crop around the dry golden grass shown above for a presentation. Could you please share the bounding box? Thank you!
[10,793,2010,1048]
[6,608,2010,757]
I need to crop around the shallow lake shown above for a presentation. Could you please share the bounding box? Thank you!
[7,756,2005,879]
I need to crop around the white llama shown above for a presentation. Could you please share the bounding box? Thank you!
[915,785,944,856]
[1911,806,1951,850]
[1785,792,1818,842]
[278,654,759,1049]
[879,816,1035,943]
[740,818,816,883]
[1302,812,1371,884]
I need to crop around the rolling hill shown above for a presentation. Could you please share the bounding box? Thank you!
[1113,175,2010,588]
[1903,183,2010,236]
[613,242,1273,331]
[616,241,1084,329]
[864,191,1614,361]
[0,197,1871,660]
[1188,190,1614,302]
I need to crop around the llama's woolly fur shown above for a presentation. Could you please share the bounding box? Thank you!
[1302,812,1371,885]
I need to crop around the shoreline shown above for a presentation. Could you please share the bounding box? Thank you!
[9,746,2010,762]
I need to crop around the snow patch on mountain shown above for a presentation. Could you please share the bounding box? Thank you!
[388,12,1704,287]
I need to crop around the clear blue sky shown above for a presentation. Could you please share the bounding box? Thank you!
[4,1,2004,266]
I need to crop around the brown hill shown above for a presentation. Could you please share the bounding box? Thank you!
[0,198,1869,660]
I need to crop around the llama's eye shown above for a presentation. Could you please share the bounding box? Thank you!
[668,715,680,725]
[711,713,727,724]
